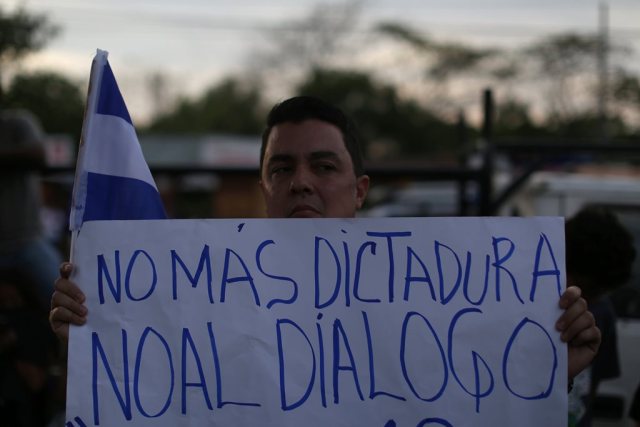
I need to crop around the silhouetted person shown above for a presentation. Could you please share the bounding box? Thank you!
[0,269,59,426]
[566,206,636,426]
[0,109,62,311]
[630,382,640,427]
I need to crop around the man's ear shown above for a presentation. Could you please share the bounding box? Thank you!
[355,174,370,209]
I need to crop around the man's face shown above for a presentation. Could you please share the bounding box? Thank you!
[259,119,369,218]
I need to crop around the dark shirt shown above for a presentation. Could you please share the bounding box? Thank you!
[577,296,620,427]
[631,383,640,422]
[590,297,621,387]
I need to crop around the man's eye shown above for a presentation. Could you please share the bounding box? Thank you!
[270,166,291,176]
[316,163,337,172]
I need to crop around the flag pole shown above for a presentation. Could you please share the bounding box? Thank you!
[69,49,108,262]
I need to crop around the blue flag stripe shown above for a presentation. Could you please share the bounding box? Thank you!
[96,62,133,124]
[82,172,166,222]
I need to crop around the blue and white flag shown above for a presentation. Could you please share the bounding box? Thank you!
[70,49,166,231]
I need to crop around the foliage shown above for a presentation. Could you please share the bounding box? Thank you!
[250,0,362,78]
[0,6,59,95]
[376,21,500,80]
[376,22,433,51]
[4,71,84,141]
[376,22,640,140]
[144,17,640,153]
[145,78,265,135]
[297,68,460,158]
[547,113,628,139]
[429,43,499,80]
[494,99,545,137]
[0,7,58,62]
[612,70,640,106]
[525,33,600,74]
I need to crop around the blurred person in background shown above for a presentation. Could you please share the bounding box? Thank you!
[0,108,63,312]
[0,269,62,426]
[565,206,637,426]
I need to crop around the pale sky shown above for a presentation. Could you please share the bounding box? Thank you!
[3,0,640,122]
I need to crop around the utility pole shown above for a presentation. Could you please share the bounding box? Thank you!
[597,1,609,142]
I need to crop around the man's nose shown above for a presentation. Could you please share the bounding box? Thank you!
[289,167,314,194]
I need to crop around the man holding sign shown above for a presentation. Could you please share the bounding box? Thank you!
[50,96,600,423]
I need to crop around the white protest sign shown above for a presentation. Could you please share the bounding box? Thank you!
[66,217,567,426]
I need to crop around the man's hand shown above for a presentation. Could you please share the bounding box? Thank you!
[49,262,87,343]
[556,286,601,379]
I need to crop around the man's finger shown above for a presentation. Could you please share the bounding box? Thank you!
[568,323,601,350]
[51,290,88,319]
[59,262,73,279]
[558,285,581,310]
[561,309,595,343]
[50,305,87,328]
[556,295,587,332]
[53,278,85,304]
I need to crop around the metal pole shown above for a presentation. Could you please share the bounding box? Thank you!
[457,110,469,215]
[479,88,494,215]
[598,1,609,142]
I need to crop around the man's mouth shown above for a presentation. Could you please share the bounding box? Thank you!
[288,204,322,218]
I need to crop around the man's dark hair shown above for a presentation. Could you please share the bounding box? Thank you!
[565,206,637,299]
[260,96,365,176]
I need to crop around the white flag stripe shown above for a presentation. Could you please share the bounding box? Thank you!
[84,114,157,188]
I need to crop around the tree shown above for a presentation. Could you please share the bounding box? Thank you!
[4,71,84,140]
[297,68,459,158]
[613,71,640,106]
[376,21,505,118]
[0,7,58,94]
[494,99,544,137]
[523,33,601,119]
[146,72,173,118]
[611,69,640,132]
[376,21,502,81]
[549,113,628,139]
[145,78,265,135]
[376,22,640,139]
[247,0,363,91]
[522,32,640,137]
